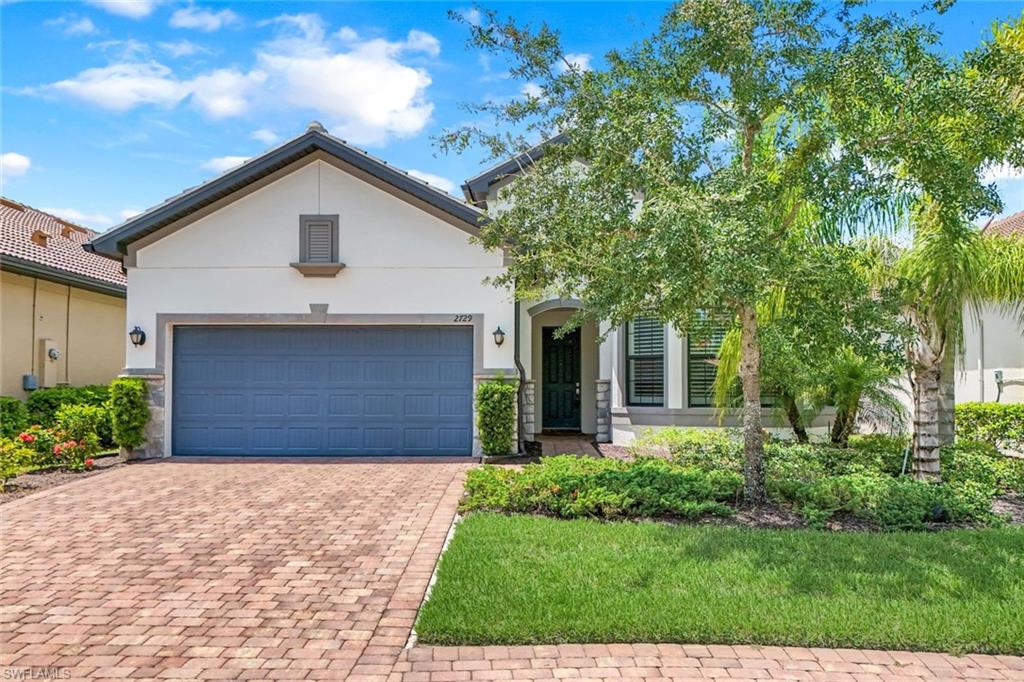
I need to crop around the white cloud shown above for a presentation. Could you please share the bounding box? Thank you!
[522,82,543,98]
[170,4,239,32]
[201,155,250,173]
[41,207,114,227]
[42,61,188,111]
[406,169,456,194]
[254,15,440,145]
[1,152,32,179]
[87,38,149,59]
[250,128,278,145]
[983,163,1024,183]
[119,208,143,221]
[158,39,206,57]
[189,68,266,118]
[29,13,442,143]
[561,52,592,72]
[458,8,481,26]
[85,0,159,19]
[45,15,99,36]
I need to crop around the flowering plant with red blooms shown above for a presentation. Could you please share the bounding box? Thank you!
[84,458,95,470]
[17,432,36,444]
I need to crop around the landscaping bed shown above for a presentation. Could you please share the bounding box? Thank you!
[415,512,1024,654]
[463,430,1024,531]
[0,451,122,504]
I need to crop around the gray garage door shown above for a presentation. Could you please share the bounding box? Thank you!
[172,326,474,457]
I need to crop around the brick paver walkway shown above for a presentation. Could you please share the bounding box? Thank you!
[3,461,1022,681]
[395,644,1024,681]
[1,461,468,681]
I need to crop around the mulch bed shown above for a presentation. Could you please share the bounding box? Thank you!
[1,453,123,505]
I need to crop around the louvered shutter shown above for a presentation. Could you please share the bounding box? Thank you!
[305,221,333,262]
[626,318,664,406]
[686,328,725,407]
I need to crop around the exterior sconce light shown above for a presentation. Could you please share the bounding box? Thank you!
[129,326,147,347]
[492,326,506,347]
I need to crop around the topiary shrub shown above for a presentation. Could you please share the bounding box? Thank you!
[109,378,150,450]
[476,379,517,456]
[0,397,28,439]
[956,402,1024,449]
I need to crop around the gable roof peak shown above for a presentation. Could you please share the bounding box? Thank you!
[307,120,327,134]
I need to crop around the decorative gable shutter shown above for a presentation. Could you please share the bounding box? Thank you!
[305,220,334,262]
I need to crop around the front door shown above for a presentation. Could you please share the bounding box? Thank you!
[542,327,581,430]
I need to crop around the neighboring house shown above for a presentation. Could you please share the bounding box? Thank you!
[88,123,826,459]
[1,198,127,399]
[958,210,1024,404]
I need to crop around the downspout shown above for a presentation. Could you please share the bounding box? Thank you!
[514,299,526,455]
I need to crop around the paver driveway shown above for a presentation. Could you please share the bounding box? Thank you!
[1,461,469,681]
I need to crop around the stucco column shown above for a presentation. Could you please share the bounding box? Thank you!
[121,373,166,460]
[596,379,611,443]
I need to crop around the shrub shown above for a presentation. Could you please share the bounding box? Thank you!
[476,379,517,456]
[942,441,1024,495]
[15,425,60,467]
[632,428,742,472]
[24,385,113,447]
[54,404,103,469]
[0,397,28,439]
[109,378,150,449]
[461,455,742,519]
[1,438,35,488]
[956,402,1024,448]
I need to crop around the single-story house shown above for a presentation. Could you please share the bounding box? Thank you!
[87,123,828,458]
[1,198,126,398]
[958,210,1024,404]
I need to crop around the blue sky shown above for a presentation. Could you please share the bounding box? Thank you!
[1,1,1022,231]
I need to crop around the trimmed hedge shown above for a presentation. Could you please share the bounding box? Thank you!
[109,378,150,449]
[0,397,28,439]
[476,380,517,456]
[957,402,1024,448]
[462,456,742,519]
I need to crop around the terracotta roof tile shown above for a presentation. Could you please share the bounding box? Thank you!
[0,198,126,288]
[984,210,1024,238]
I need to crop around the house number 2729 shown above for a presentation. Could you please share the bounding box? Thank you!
[453,314,473,322]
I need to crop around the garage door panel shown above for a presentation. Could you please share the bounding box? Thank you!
[172,326,473,456]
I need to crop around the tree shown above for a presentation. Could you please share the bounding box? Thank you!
[441,0,902,503]
[824,12,1024,478]
[711,242,909,445]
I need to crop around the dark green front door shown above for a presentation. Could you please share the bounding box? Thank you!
[542,327,581,430]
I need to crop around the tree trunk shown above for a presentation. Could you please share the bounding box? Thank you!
[830,400,858,448]
[783,394,809,444]
[912,361,942,481]
[738,305,765,504]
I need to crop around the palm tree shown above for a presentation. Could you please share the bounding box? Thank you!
[824,347,906,448]
[896,204,1024,480]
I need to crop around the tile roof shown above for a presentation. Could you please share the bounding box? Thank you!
[0,198,126,289]
[984,210,1024,237]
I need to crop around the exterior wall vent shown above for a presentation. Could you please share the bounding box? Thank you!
[31,230,50,247]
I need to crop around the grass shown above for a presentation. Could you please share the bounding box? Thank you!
[415,513,1024,654]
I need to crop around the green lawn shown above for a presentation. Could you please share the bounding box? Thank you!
[415,513,1024,654]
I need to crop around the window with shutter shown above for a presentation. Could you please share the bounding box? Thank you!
[626,318,664,406]
[687,328,725,407]
[292,215,344,277]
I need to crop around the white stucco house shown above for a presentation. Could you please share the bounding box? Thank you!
[957,211,1024,405]
[88,123,825,459]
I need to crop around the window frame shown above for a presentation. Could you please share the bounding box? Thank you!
[624,318,665,407]
[685,332,722,408]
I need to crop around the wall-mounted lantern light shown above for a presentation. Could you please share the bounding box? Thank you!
[492,326,506,347]
[129,326,147,347]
